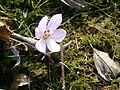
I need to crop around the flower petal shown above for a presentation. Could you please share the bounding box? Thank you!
[47,14,62,34]
[38,16,48,33]
[35,27,43,39]
[51,29,66,42]
[35,39,46,53]
[47,39,60,52]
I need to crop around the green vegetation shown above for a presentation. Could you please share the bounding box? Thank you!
[0,0,120,89]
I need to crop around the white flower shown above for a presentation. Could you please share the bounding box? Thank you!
[35,14,66,53]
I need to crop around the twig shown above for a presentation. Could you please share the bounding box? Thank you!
[62,41,72,49]
[60,41,71,90]
[59,62,70,70]
[11,33,37,45]
[48,54,51,83]
[60,45,66,90]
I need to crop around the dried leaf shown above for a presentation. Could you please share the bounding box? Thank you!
[10,74,29,90]
[16,74,29,87]
[61,0,88,11]
[0,22,12,43]
[92,47,120,81]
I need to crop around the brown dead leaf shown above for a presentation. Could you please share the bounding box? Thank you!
[0,21,12,43]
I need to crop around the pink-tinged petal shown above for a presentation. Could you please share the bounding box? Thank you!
[35,27,43,39]
[47,14,62,34]
[51,29,66,42]
[47,39,60,52]
[35,39,46,53]
[38,16,48,33]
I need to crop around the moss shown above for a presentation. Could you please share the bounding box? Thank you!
[0,0,120,89]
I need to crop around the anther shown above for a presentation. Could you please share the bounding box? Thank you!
[47,30,50,32]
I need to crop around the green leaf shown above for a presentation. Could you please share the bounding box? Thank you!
[5,55,18,61]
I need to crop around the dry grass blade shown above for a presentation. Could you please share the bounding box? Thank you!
[9,74,29,90]
[61,0,88,11]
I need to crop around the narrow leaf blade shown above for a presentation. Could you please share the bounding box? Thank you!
[61,0,88,11]
[11,46,21,68]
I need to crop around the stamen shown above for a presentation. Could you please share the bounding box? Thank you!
[44,31,47,33]
[47,30,50,32]
[43,30,50,40]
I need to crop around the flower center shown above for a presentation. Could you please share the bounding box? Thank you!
[43,30,50,40]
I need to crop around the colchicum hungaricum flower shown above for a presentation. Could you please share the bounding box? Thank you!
[35,14,66,53]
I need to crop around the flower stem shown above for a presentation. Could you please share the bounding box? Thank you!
[60,45,66,90]
[48,54,51,83]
